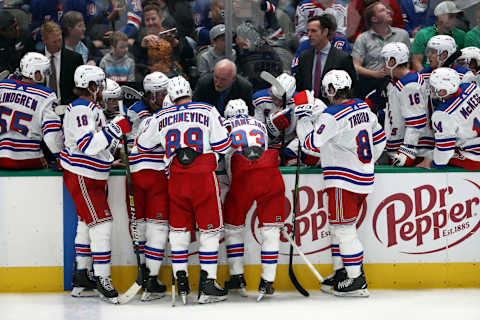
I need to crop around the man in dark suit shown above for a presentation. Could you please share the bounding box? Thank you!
[295,15,357,102]
[193,59,254,117]
[41,21,83,105]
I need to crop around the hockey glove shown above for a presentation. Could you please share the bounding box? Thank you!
[105,116,132,140]
[294,104,314,119]
[266,109,293,137]
[392,145,416,167]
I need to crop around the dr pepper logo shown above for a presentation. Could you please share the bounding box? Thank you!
[372,180,480,254]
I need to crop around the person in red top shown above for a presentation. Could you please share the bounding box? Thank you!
[347,0,404,42]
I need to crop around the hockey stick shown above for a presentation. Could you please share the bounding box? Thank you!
[260,71,288,165]
[281,228,324,283]
[0,70,9,81]
[121,85,144,100]
[118,100,145,304]
[442,50,462,68]
[286,141,310,297]
[171,268,176,307]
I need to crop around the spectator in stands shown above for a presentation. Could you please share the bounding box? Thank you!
[146,37,186,78]
[294,15,356,101]
[62,11,94,65]
[411,1,466,71]
[234,21,283,92]
[464,4,480,48]
[0,9,34,73]
[193,59,254,117]
[99,31,135,82]
[347,0,404,42]
[197,24,236,78]
[398,0,433,37]
[30,0,62,43]
[352,2,410,98]
[41,21,83,105]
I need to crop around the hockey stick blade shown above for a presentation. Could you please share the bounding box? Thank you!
[118,282,142,304]
[282,229,324,283]
[260,71,285,97]
[0,70,9,81]
[121,85,143,100]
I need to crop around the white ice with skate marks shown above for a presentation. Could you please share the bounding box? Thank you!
[1,289,480,320]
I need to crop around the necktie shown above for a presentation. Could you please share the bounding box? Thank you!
[49,55,58,95]
[313,50,322,98]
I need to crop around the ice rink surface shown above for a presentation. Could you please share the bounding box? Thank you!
[1,289,479,320]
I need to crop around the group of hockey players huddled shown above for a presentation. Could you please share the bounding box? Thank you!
[1,0,480,307]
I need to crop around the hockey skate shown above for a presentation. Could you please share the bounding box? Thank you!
[321,268,347,294]
[175,270,190,305]
[141,276,167,302]
[257,278,274,301]
[225,274,247,297]
[333,272,369,297]
[96,276,119,304]
[198,270,227,304]
[71,268,98,297]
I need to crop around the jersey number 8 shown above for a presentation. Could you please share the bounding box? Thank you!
[356,129,372,163]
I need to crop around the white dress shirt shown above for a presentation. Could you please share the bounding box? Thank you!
[45,50,61,102]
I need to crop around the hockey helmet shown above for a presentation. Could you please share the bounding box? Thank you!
[102,79,122,102]
[143,72,169,94]
[167,76,191,102]
[20,52,50,83]
[426,35,457,65]
[271,73,296,101]
[457,46,480,69]
[74,65,105,90]
[429,67,461,99]
[225,99,249,118]
[321,70,352,97]
[381,42,410,77]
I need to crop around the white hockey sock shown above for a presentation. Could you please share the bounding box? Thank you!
[260,226,280,282]
[75,220,92,270]
[329,228,343,271]
[89,222,113,277]
[131,220,146,265]
[332,224,363,279]
[145,222,168,276]
[199,231,221,279]
[224,224,245,276]
[169,230,190,278]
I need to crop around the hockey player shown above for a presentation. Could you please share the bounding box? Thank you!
[125,72,170,301]
[101,79,122,122]
[296,70,386,297]
[222,99,285,301]
[421,35,476,85]
[429,68,480,170]
[295,0,347,41]
[0,52,63,169]
[136,76,230,304]
[457,47,480,85]
[380,42,434,167]
[253,73,297,154]
[61,65,131,304]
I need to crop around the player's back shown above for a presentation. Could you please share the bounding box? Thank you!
[152,102,230,169]
[433,83,480,159]
[315,98,383,193]
[0,79,60,160]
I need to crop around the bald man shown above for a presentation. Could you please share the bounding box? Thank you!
[193,59,254,116]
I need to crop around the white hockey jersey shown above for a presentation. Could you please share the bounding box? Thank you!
[295,0,347,39]
[298,98,386,194]
[126,100,151,145]
[0,79,63,160]
[129,116,166,173]
[431,83,480,166]
[253,88,296,149]
[60,99,116,180]
[384,72,434,159]
[229,114,268,153]
[136,102,231,166]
